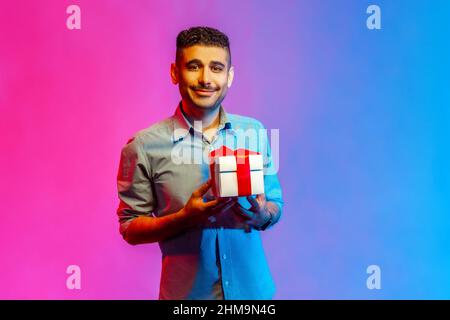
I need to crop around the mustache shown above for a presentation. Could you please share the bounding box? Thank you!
[191,86,219,91]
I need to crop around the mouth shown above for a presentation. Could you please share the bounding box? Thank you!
[193,89,217,97]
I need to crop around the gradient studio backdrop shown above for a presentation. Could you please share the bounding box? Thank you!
[1,0,449,299]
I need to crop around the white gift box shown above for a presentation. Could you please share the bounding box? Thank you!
[210,151,265,197]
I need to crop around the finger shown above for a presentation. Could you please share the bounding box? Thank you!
[256,193,266,203]
[217,196,236,203]
[256,194,267,209]
[215,198,237,213]
[211,197,235,210]
[246,196,260,212]
[202,198,219,209]
[203,199,219,209]
[233,205,252,220]
[193,179,212,197]
[216,196,234,204]
[233,202,254,219]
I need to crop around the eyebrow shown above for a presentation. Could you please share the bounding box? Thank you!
[185,59,202,66]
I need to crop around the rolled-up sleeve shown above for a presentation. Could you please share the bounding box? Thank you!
[116,136,155,238]
[259,121,284,226]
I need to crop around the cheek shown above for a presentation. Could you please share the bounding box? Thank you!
[179,72,196,86]
[215,74,229,89]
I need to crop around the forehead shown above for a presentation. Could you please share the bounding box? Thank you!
[179,45,229,65]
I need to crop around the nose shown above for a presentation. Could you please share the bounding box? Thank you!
[199,68,212,87]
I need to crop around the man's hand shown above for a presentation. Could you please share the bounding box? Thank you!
[182,179,237,226]
[232,194,274,230]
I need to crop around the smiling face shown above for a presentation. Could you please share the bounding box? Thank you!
[171,45,234,111]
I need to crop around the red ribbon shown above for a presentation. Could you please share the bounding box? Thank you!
[209,146,260,197]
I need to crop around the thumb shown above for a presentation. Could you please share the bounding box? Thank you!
[255,194,267,214]
[256,193,266,203]
[193,179,212,197]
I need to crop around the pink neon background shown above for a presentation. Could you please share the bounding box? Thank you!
[0,0,302,299]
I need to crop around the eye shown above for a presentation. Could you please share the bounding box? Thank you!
[187,64,199,71]
[211,66,223,72]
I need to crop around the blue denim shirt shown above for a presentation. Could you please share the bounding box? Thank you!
[116,102,284,299]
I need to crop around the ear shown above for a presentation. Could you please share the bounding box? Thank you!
[227,65,234,88]
[170,63,179,84]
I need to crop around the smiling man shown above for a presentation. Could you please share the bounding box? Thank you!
[116,26,284,300]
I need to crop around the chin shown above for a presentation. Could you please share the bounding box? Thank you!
[191,99,217,110]
[196,103,216,109]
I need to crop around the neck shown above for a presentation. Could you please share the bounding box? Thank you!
[181,100,221,132]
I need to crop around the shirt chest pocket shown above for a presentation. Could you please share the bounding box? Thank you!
[152,162,207,214]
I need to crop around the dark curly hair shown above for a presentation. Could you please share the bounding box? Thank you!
[176,26,231,67]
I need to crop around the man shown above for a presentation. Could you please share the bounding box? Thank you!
[116,26,283,300]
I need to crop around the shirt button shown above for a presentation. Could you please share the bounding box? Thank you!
[225,281,229,286]
[222,254,227,260]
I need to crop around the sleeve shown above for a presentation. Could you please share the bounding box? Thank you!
[258,121,284,226]
[116,136,156,238]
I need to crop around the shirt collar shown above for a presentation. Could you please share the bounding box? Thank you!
[171,101,235,143]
